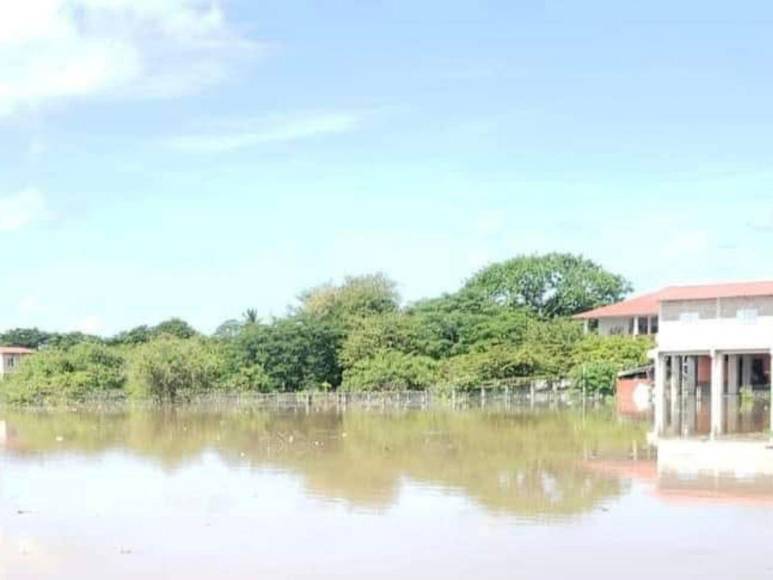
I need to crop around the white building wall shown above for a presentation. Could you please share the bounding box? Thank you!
[658,297,773,353]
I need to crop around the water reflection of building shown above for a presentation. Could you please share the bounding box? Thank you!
[594,398,773,506]
[634,394,773,505]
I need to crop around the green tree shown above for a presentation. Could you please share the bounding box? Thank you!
[463,253,631,318]
[127,336,225,401]
[1,343,126,404]
[153,318,197,339]
[340,313,426,368]
[214,319,243,339]
[517,318,585,378]
[108,325,153,345]
[298,273,400,323]
[227,315,343,391]
[569,335,653,394]
[243,309,259,324]
[342,350,439,391]
[109,318,197,345]
[441,345,533,390]
[405,293,531,358]
[0,328,51,349]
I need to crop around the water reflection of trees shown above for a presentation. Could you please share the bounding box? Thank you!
[1,406,647,519]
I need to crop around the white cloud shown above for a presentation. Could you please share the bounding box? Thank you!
[0,0,258,116]
[0,189,47,231]
[167,112,363,153]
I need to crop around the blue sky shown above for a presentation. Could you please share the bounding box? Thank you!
[1,0,772,335]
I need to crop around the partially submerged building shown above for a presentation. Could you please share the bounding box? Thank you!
[576,281,773,435]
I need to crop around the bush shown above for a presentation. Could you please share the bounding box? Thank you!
[440,346,532,390]
[1,343,126,404]
[341,350,439,391]
[570,335,653,395]
[221,363,273,393]
[571,335,652,369]
[226,316,343,391]
[570,361,619,395]
[127,337,226,401]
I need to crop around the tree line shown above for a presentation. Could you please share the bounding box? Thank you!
[0,253,653,404]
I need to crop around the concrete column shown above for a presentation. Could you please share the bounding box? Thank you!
[684,395,697,437]
[711,351,725,437]
[726,395,740,434]
[669,355,681,400]
[769,350,773,436]
[742,354,753,389]
[654,353,666,435]
[727,355,740,395]
[684,355,697,396]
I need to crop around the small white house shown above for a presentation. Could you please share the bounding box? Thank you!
[0,347,34,378]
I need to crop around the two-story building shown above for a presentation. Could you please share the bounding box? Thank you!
[0,347,34,378]
[576,281,773,435]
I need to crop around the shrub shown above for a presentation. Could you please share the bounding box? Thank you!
[570,361,619,395]
[440,346,532,390]
[341,350,438,391]
[222,363,273,393]
[1,343,126,405]
[571,335,652,369]
[127,337,226,401]
[570,335,653,395]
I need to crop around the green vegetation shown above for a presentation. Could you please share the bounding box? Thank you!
[0,253,653,404]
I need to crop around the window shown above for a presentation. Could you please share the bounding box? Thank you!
[679,312,700,323]
[650,316,659,334]
[737,308,759,323]
[637,317,649,335]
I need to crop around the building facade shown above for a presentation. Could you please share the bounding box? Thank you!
[576,281,773,436]
[0,347,34,378]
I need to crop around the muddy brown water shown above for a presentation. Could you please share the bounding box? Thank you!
[1,399,772,579]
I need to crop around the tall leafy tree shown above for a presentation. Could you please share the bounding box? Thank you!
[463,253,631,318]
[298,273,400,323]
[229,315,343,391]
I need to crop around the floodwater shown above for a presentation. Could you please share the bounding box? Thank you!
[1,397,773,579]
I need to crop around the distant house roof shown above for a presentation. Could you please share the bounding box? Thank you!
[574,280,773,320]
[573,290,663,320]
[0,347,34,355]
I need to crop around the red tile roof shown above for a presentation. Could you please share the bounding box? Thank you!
[0,347,35,355]
[574,280,773,320]
[573,290,662,320]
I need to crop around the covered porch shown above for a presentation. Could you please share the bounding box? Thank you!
[653,350,773,436]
